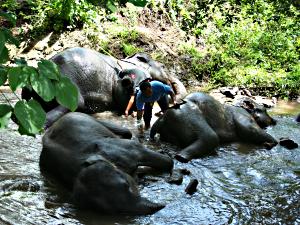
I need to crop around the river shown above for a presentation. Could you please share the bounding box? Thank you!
[0,95,299,225]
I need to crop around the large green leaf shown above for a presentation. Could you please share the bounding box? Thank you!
[8,66,30,91]
[14,100,46,135]
[0,67,8,86]
[30,67,56,102]
[0,104,12,129]
[38,60,60,80]
[55,76,78,112]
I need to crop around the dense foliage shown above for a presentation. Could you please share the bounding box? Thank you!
[167,0,300,97]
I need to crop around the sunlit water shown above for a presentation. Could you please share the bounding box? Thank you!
[0,96,299,225]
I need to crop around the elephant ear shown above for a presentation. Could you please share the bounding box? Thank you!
[82,154,108,167]
[121,76,133,87]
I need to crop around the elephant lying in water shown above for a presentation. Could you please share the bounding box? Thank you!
[150,92,278,163]
[40,112,173,215]
[22,47,187,127]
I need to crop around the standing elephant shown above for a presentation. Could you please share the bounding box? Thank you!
[150,92,278,163]
[22,47,187,127]
[40,112,173,215]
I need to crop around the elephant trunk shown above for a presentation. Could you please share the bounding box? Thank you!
[132,197,165,215]
[140,149,174,173]
[150,116,162,139]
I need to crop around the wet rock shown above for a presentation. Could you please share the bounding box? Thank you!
[34,32,53,51]
[241,88,252,97]
[2,179,40,192]
[179,168,191,175]
[27,50,43,60]
[185,179,198,195]
[252,96,277,108]
[279,138,298,150]
[220,87,238,99]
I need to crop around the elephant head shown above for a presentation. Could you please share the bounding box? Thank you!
[73,155,165,215]
[121,53,187,100]
[234,97,277,128]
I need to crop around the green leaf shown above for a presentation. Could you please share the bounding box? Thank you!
[1,28,19,46]
[106,0,117,12]
[0,12,17,26]
[15,58,27,66]
[14,100,46,135]
[128,0,148,7]
[8,66,30,91]
[30,68,56,102]
[0,37,9,64]
[0,104,12,129]
[0,67,8,86]
[55,76,78,112]
[38,60,60,80]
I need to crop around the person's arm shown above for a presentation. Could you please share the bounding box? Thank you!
[125,95,135,117]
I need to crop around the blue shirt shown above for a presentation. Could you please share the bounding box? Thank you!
[136,81,173,110]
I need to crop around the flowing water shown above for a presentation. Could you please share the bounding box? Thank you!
[0,95,299,225]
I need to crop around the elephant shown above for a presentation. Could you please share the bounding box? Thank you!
[150,92,278,163]
[40,112,173,215]
[21,47,187,127]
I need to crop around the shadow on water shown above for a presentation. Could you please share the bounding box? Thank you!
[0,98,299,224]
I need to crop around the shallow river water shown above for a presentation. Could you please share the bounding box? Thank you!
[0,97,299,225]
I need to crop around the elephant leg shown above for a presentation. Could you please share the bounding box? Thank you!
[175,131,220,163]
[83,91,113,112]
[45,93,85,129]
[45,106,70,129]
[99,120,132,139]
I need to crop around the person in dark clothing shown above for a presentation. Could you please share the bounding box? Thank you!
[136,80,176,130]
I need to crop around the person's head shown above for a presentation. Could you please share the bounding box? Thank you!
[140,81,152,97]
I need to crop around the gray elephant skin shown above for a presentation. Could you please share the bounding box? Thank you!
[22,47,187,127]
[40,112,173,215]
[150,92,278,163]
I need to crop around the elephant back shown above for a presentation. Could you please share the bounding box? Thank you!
[51,47,119,96]
[184,92,234,135]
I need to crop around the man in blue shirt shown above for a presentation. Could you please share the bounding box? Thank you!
[136,80,176,130]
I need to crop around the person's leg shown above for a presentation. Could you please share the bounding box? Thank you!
[143,102,153,129]
[157,95,169,112]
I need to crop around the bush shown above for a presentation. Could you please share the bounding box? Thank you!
[175,0,299,98]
